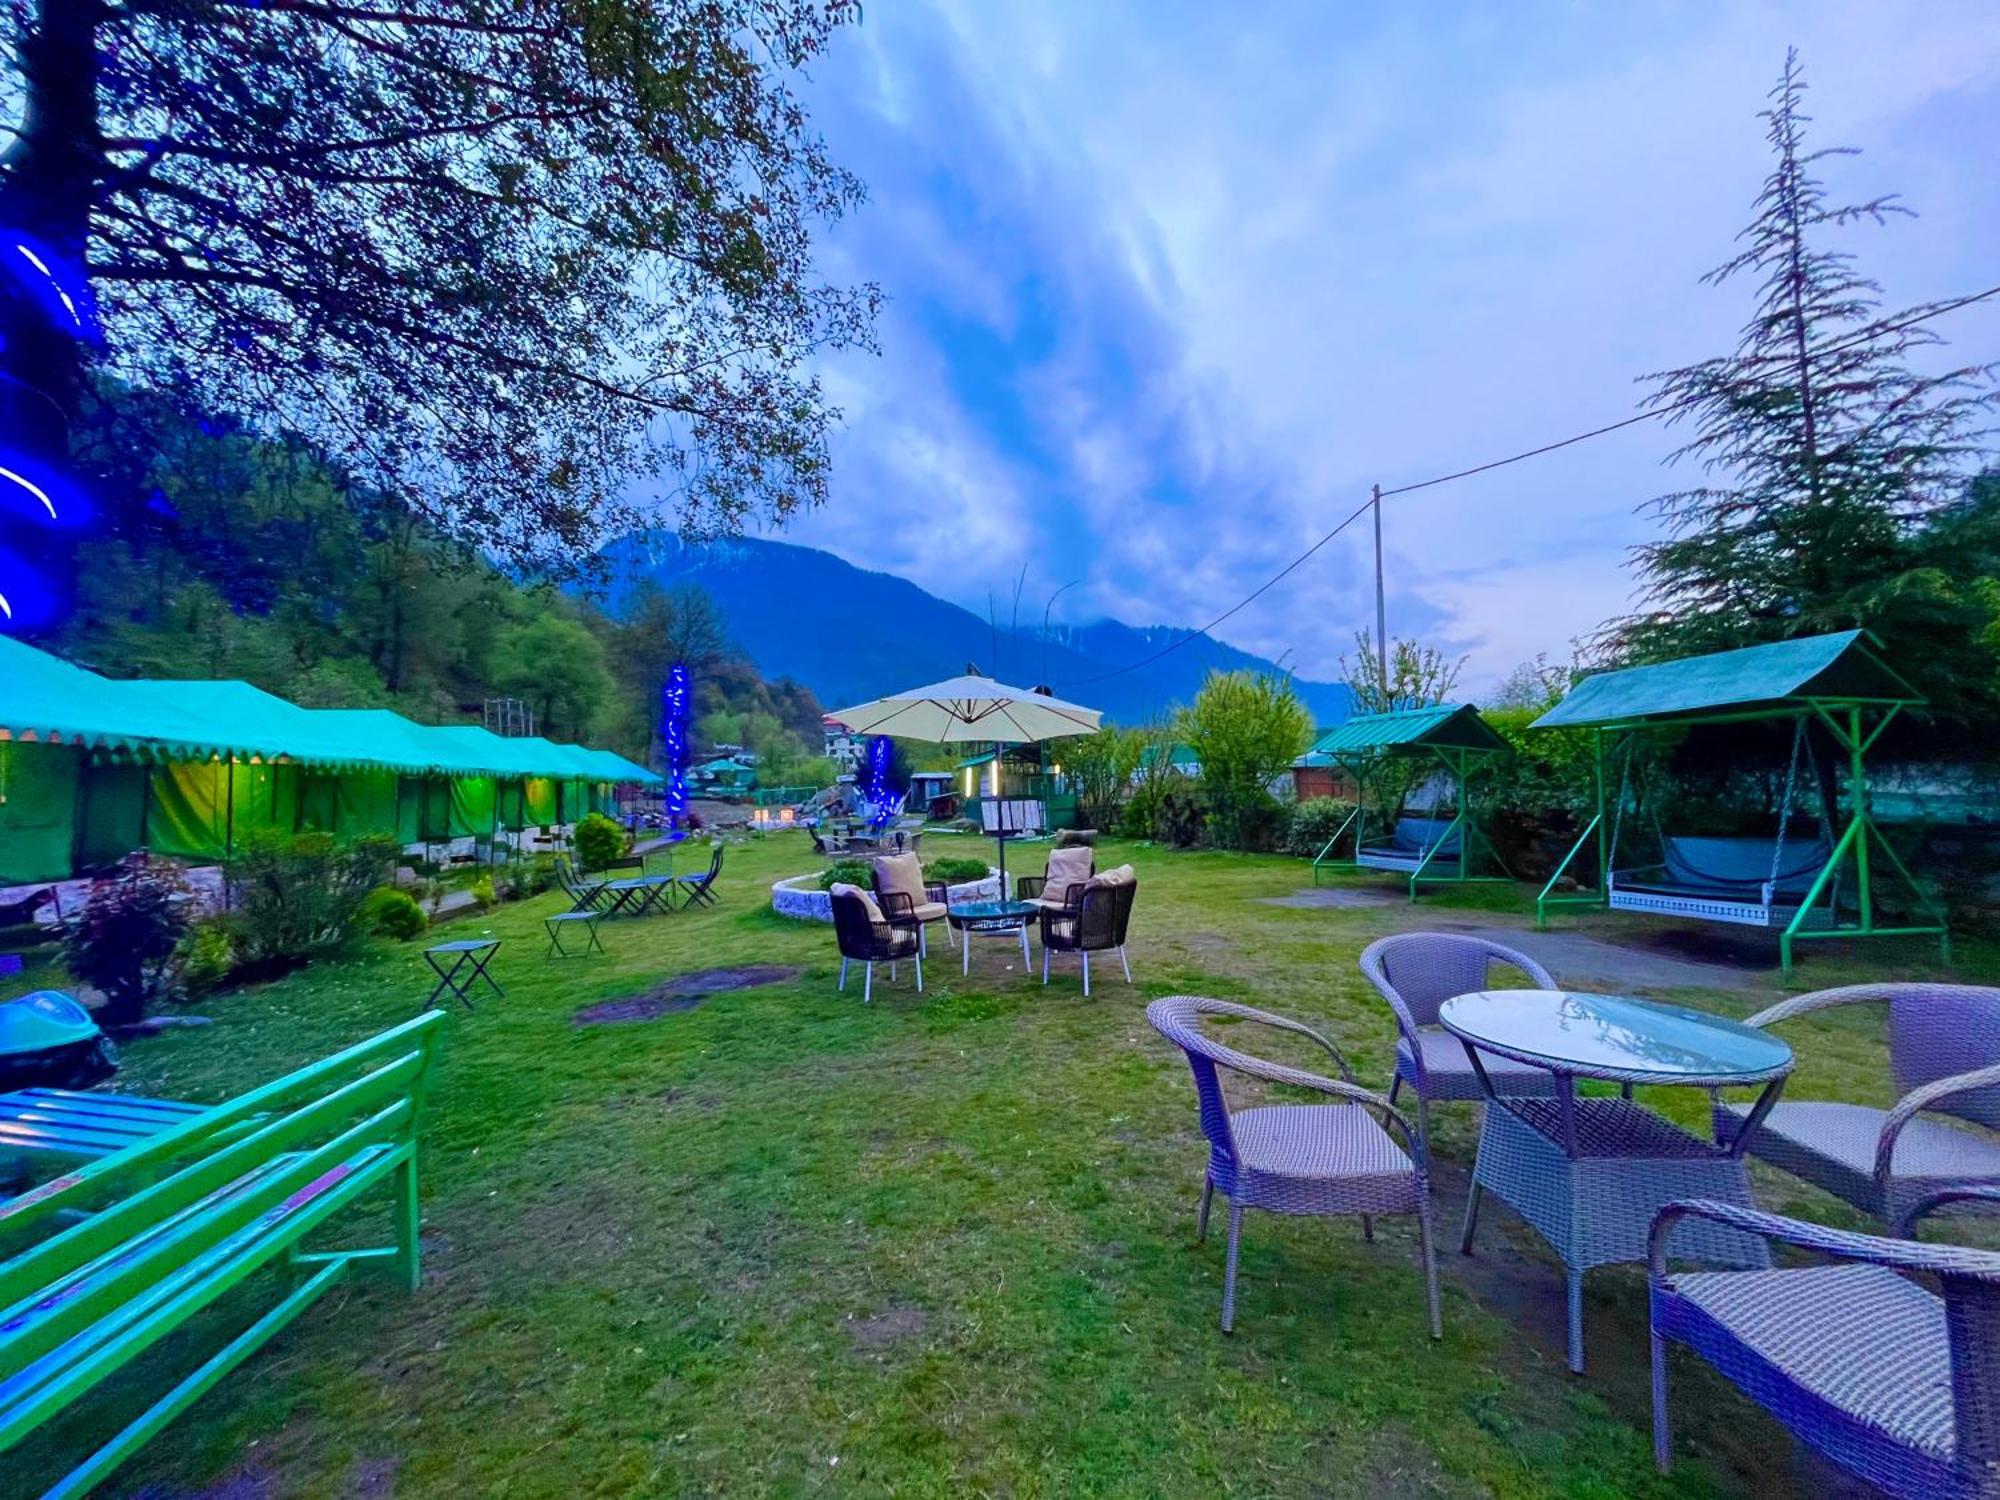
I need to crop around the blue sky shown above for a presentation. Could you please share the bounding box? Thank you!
[774,1,2000,692]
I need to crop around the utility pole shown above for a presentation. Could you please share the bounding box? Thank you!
[1372,483,1388,698]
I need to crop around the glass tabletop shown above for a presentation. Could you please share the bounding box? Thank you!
[949,900,1037,920]
[1436,990,1793,1083]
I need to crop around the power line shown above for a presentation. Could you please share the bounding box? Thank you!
[1058,281,2000,688]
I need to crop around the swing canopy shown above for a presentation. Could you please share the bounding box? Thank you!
[1307,702,1509,759]
[1530,630,1921,731]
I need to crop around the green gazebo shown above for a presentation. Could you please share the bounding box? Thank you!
[1531,629,1949,970]
[1305,703,1512,898]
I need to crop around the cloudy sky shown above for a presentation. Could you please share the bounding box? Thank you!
[772,0,2000,692]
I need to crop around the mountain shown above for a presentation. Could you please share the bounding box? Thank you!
[597,535,1353,727]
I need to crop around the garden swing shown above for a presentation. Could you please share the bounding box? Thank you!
[1601,716,1840,931]
[1304,703,1512,898]
[1533,630,1950,970]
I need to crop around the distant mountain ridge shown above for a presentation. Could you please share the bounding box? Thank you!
[598,535,1353,727]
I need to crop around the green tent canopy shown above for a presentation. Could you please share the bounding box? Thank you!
[0,636,231,760]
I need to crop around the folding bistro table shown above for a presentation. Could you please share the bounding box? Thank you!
[1439,989,1793,1373]
[423,938,503,1011]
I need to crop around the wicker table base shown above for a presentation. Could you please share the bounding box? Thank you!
[1463,1098,1770,1373]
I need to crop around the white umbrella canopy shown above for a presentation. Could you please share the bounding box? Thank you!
[826,673,1102,744]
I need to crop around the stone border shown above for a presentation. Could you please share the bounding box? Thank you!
[771,869,1001,923]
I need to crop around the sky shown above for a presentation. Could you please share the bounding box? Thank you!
[772,0,2000,694]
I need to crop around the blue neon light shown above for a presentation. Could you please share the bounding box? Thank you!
[661,662,691,827]
[4,234,101,344]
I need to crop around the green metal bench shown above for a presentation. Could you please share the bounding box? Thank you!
[0,1012,445,1499]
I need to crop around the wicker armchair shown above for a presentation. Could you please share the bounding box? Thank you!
[1718,983,2000,1235]
[1040,866,1136,996]
[1649,1188,2000,1498]
[871,852,947,957]
[829,884,922,1003]
[1359,933,1559,1146]
[1146,995,1441,1337]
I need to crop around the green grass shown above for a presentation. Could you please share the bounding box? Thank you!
[8,834,1993,1498]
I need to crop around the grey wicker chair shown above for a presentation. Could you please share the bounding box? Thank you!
[1359,932,1560,1145]
[1717,983,2000,1235]
[1650,1188,2000,1498]
[1145,995,1441,1338]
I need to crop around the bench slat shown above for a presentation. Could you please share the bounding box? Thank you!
[6,1090,206,1119]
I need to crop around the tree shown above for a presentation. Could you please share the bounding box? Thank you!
[1179,671,1311,851]
[491,612,611,738]
[1491,654,1572,713]
[1338,630,1465,715]
[1061,725,1142,831]
[1611,51,1996,673]
[0,0,879,575]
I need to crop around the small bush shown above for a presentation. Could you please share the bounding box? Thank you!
[178,918,238,996]
[1154,788,1208,849]
[471,874,497,908]
[64,862,192,1027]
[1284,797,1358,857]
[361,886,428,941]
[573,812,630,871]
[816,857,876,890]
[229,830,398,974]
[923,856,989,886]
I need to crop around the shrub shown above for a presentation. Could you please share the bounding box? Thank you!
[471,874,497,908]
[572,812,630,871]
[1154,788,1208,849]
[1179,670,1311,850]
[816,857,876,890]
[361,886,428,941]
[923,856,989,886]
[229,830,398,974]
[1222,789,1288,853]
[177,917,238,997]
[1284,797,1357,857]
[64,862,192,1027]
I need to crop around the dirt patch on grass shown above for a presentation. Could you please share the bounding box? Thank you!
[573,965,800,1025]
[847,1304,926,1349]
[1262,887,1402,910]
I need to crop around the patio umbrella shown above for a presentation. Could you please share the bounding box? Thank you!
[825,671,1103,890]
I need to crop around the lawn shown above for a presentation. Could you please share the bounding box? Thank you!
[8,834,1990,1499]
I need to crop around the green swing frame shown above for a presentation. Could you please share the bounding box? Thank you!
[1304,704,1514,899]
[1532,631,1950,971]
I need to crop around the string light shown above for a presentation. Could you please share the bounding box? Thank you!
[661,662,690,828]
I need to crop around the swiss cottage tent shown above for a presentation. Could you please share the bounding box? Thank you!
[0,637,660,886]
[1530,629,1949,970]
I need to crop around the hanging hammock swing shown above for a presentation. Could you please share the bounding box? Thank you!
[1604,717,1840,931]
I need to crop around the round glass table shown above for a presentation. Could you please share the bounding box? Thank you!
[946,900,1037,976]
[1437,990,1795,1374]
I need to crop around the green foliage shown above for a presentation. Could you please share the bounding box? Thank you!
[228,831,399,974]
[360,887,428,942]
[816,857,876,890]
[471,875,498,910]
[1178,671,1311,850]
[1284,797,1358,857]
[1338,630,1466,715]
[177,918,238,998]
[572,813,632,872]
[923,857,989,886]
[1062,726,1143,830]
[64,864,192,1027]
[1153,787,1209,849]
[1611,55,1999,732]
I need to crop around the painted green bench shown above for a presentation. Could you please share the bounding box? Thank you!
[0,1011,445,1499]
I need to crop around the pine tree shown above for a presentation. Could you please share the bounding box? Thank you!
[1615,50,1995,664]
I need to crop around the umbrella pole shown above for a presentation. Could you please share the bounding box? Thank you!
[996,832,1008,899]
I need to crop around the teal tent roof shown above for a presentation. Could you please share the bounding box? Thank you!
[695,756,754,776]
[0,637,234,759]
[1531,631,1923,731]
[1302,703,1506,760]
[310,711,521,778]
[127,678,427,772]
[1137,743,1200,770]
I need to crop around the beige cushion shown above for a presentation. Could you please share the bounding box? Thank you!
[1044,845,1094,903]
[1086,864,1136,890]
[829,881,887,924]
[909,900,948,923]
[872,853,929,910]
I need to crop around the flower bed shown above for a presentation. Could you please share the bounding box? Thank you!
[771,868,1001,922]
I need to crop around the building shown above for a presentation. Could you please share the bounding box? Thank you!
[823,728,866,771]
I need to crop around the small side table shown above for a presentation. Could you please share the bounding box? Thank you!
[946,900,1036,975]
[424,939,503,1011]
[543,911,606,959]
